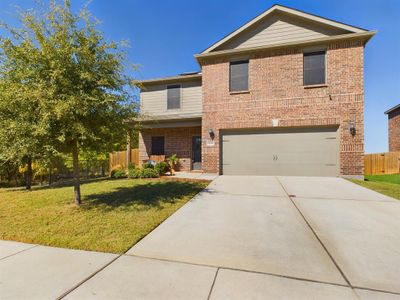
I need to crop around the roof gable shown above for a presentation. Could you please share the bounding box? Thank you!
[202,5,367,54]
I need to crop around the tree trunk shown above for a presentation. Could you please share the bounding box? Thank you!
[72,140,81,205]
[48,166,52,186]
[101,161,105,177]
[6,167,12,183]
[26,157,32,190]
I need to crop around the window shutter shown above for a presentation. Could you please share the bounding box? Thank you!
[230,60,249,92]
[167,85,181,109]
[304,51,326,85]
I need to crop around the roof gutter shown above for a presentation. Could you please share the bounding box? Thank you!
[194,31,376,63]
[384,104,400,114]
[136,73,202,86]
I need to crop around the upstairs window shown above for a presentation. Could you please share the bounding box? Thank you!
[303,51,326,86]
[151,136,165,155]
[167,84,181,109]
[230,60,249,92]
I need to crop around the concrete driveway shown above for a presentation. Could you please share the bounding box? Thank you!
[1,176,400,299]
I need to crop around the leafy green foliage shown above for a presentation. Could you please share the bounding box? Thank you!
[0,1,138,201]
[110,167,126,179]
[0,157,21,187]
[143,162,155,169]
[166,154,179,172]
[127,163,136,178]
[129,168,159,179]
[155,161,169,176]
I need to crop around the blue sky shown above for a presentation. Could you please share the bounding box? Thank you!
[1,0,399,153]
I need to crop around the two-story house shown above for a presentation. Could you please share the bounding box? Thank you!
[137,5,375,178]
[385,104,400,152]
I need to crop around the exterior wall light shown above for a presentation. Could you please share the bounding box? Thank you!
[349,121,356,136]
[208,128,215,139]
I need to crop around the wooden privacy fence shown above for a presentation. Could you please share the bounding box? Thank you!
[364,152,400,175]
[109,149,139,171]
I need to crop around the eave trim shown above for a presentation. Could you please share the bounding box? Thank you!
[195,31,376,62]
[136,74,201,86]
[385,104,400,114]
[201,4,368,54]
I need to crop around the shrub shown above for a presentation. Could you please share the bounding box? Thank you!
[155,161,169,176]
[166,154,179,174]
[143,162,154,169]
[110,166,126,179]
[127,164,137,178]
[128,169,140,178]
[129,168,159,179]
[141,168,159,178]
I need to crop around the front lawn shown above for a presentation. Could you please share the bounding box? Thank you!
[364,174,400,185]
[350,174,400,200]
[0,178,208,253]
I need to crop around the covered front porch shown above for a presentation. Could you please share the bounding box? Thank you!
[138,115,202,172]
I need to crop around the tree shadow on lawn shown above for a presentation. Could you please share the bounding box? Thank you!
[82,180,205,211]
[0,177,108,193]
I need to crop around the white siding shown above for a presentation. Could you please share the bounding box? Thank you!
[140,80,202,117]
[216,13,348,51]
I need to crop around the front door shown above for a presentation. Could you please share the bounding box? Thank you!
[192,136,202,170]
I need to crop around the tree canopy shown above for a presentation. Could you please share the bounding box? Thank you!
[0,0,137,203]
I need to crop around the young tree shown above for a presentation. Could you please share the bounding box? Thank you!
[0,0,136,204]
[0,30,54,189]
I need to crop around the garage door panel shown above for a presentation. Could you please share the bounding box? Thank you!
[222,128,339,176]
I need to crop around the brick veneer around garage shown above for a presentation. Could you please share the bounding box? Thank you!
[388,108,400,152]
[199,40,365,176]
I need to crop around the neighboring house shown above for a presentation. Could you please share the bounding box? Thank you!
[385,104,400,152]
[137,4,375,178]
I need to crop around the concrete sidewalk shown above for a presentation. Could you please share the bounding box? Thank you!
[1,176,400,299]
[0,240,117,299]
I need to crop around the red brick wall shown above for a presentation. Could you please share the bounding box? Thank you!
[200,40,365,176]
[139,127,201,171]
[388,109,400,152]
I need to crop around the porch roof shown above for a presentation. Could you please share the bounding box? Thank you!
[133,113,202,129]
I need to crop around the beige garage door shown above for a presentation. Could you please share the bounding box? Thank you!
[221,127,339,176]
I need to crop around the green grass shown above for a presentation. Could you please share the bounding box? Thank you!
[350,174,400,200]
[0,178,208,253]
[364,174,400,185]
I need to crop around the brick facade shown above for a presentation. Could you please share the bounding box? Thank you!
[139,127,201,171]
[388,108,400,151]
[200,40,365,176]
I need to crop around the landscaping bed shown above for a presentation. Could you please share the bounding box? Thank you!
[0,178,209,253]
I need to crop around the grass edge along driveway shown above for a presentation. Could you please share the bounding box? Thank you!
[0,178,209,254]
[350,174,400,200]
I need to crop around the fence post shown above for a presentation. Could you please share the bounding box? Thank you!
[126,129,132,170]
